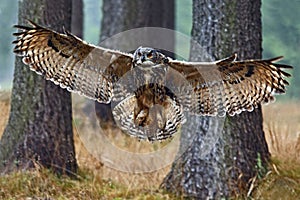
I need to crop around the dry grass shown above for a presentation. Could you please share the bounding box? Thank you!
[0,91,10,135]
[0,91,299,199]
[263,102,300,163]
[0,168,178,199]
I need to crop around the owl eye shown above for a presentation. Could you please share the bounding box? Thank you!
[147,52,153,58]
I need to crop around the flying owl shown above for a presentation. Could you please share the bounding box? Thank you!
[13,21,292,141]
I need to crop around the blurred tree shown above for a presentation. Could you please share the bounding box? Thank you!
[95,0,175,125]
[0,0,77,176]
[72,0,84,39]
[83,0,101,44]
[161,0,270,198]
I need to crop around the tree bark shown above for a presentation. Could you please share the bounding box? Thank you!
[161,0,270,198]
[0,0,77,176]
[95,0,175,124]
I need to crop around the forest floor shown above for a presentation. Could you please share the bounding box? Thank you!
[0,91,299,199]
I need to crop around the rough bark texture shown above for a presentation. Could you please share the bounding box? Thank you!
[96,0,175,124]
[161,0,270,198]
[0,0,77,176]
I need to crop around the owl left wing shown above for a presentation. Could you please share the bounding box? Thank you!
[167,55,292,116]
[13,20,133,103]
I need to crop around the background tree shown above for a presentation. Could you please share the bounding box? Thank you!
[72,0,84,39]
[162,0,269,198]
[0,0,77,175]
[95,0,175,124]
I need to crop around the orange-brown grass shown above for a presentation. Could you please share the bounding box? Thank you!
[0,91,10,135]
[1,91,299,198]
[263,102,300,164]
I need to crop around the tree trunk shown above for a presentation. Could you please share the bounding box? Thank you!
[71,0,83,39]
[95,0,175,124]
[161,0,270,198]
[0,0,77,176]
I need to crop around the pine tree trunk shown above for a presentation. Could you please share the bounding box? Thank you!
[0,0,77,176]
[95,0,175,124]
[161,0,270,198]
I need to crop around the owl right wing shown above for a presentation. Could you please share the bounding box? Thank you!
[13,20,134,103]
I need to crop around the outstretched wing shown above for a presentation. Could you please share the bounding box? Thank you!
[168,54,292,116]
[13,20,133,103]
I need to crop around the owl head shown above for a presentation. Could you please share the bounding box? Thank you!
[133,47,162,68]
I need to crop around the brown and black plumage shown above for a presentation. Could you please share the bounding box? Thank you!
[13,21,292,141]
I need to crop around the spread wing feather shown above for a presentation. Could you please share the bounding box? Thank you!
[13,20,133,103]
[168,55,292,116]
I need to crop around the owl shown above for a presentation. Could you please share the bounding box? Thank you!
[13,21,292,141]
